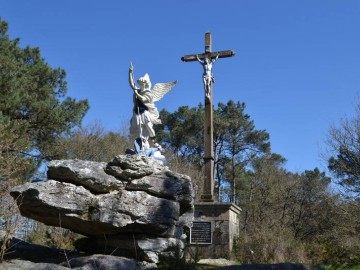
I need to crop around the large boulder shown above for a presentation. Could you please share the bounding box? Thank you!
[74,234,185,263]
[47,160,125,194]
[3,238,156,270]
[10,155,194,263]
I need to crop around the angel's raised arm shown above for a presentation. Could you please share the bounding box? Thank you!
[129,64,137,91]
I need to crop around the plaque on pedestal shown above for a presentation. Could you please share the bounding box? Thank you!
[190,221,212,244]
[190,202,241,258]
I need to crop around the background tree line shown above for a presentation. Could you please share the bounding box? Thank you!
[155,100,360,266]
[0,18,359,266]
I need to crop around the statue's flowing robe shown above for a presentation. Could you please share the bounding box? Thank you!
[131,90,160,138]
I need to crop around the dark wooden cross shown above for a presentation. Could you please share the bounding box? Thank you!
[181,32,235,202]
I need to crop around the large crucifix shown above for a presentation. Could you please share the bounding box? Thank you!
[181,32,235,202]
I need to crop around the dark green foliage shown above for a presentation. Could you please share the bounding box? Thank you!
[214,101,270,202]
[155,100,270,202]
[156,104,205,161]
[288,169,333,240]
[0,19,89,163]
[328,146,360,194]
[327,104,360,195]
[0,19,89,261]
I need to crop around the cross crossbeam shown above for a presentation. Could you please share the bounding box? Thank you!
[181,32,235,202]
[181,50,236,62]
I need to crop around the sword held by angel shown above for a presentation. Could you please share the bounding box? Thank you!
[128,63,177,148]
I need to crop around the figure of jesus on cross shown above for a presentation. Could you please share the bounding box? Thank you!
[196,53,218,101]
[181,32,235,202]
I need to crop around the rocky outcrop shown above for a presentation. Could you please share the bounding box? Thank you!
[47,160,125,193]
[3,238,156,270]
[10,155,194,264]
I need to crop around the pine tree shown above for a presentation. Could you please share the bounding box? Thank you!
[0,19,89,163]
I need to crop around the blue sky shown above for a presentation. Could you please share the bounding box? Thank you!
[1,1,359,173]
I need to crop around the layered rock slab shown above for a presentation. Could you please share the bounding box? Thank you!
[10,155,194,263]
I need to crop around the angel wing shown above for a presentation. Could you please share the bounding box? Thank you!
[151,80,177,102]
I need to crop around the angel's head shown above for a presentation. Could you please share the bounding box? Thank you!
[137,74,151,90]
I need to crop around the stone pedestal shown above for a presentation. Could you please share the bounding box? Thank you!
[189,202,241,258]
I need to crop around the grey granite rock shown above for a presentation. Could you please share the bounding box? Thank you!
[74,234,185,263]
[10,155,195,264]
[11,182,181,237]
[0,260,69,270]
[62,254,155,270]
[47,160,125,194]
[105,154,164,180]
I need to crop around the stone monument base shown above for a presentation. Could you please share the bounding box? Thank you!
[189,202,241,259]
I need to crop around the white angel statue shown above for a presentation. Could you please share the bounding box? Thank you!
[128,64,177,147]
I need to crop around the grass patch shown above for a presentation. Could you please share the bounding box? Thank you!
[325,265,360,270]
[196,263,226,269]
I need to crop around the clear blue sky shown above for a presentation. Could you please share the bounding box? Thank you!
[1,1,359,173]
